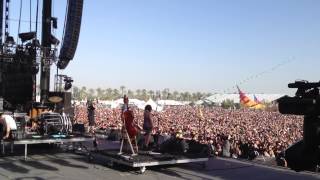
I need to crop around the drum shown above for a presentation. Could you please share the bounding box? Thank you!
[30,107,48,119]
[61,112,72,133]
[38,112,63,135]
[30,108,38,119]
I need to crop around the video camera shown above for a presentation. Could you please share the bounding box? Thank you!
[278,80,320,115]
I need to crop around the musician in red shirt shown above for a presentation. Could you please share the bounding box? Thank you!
[121,95,138,153]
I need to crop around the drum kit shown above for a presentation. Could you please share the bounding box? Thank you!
[29,96,72,136]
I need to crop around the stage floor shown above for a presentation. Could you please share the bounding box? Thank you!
[0,137,319,179]
[1,136,95,160]
[95,150,208,173]
[0,152,319,180]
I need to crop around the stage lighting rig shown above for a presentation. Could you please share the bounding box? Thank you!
[5,36,15,44]
[18,32,36,43]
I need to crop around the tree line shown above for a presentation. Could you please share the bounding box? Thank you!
[72,86,212,102]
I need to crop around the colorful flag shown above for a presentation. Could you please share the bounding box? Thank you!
[237,86,265,109]
[254,95,261,104]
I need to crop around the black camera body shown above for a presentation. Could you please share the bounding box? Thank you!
[278,80,320,115]
[278,80,320,171]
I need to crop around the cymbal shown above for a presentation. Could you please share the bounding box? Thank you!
[48,96,63,103]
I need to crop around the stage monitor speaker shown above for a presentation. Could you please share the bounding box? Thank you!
[107,129,121,141]
[73,123,85,134]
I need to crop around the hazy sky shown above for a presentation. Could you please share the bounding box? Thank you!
[8,0,320,94]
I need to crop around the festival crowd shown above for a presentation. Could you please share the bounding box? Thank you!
[74,102,303,164]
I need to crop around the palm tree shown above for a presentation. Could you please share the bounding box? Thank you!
[173,91,179,100]
[185,92,191,101]
[190,93,196,101]
[181,92,191,101]
[72,86,80,100]
[88,88,95,100]
[156,90,161,100]
[127,89,134,98]
[79,86,87,100]
[106,88,113,99]
[96,88,104,100]
[113,89,120,99]
[136,89,141,99]
[120,85,126,96]
[148,90,155,99]
[162,88,170,100]
[141,89,148,100]
[179,92,184,101]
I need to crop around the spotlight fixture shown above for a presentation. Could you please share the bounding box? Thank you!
[50,34,60,45]
[18,32,36,42]
[5,36,15,44]
[64,76,73,91]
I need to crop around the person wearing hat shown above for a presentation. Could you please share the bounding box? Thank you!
[0,113,17,140]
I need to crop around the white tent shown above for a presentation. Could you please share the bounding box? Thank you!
[111,98,147,109]
[146,98,163,112]
[145,98,157,110]
[129,99,146,110]
[157,100,185,106]
[195,100,204,105]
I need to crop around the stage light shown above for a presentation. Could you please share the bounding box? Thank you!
[31,64,39,74]
[50,34,60,45]
[32,39,41,47]
[51,17,58,29]
[5,36,15,44]
[18,32,36,42]
[64,83,72,91]
[64,76,73,91]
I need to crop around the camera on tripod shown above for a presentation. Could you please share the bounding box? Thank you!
[278,80,320,171]
[278,80,320,115]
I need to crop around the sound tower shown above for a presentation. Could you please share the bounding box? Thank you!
[58,0,83,69]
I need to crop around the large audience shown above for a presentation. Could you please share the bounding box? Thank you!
[74,102,303,164]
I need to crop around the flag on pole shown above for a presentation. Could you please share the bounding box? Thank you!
[237,86,265,110]
[254,95,261,104]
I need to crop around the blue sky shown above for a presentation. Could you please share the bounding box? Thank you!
[8,0,320,94]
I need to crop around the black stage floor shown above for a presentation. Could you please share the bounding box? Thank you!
[0,138,320,179]
[98,150,208,163]
[0,152,319,180]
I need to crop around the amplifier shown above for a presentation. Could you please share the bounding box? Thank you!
[73,123,85,134]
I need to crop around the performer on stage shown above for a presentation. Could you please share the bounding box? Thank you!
[143,105,154,150]
[0,113,17,140]
[87,101,95,134]
[121,95,138,153]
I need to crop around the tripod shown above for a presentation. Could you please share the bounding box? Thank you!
[118,119,137,156]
